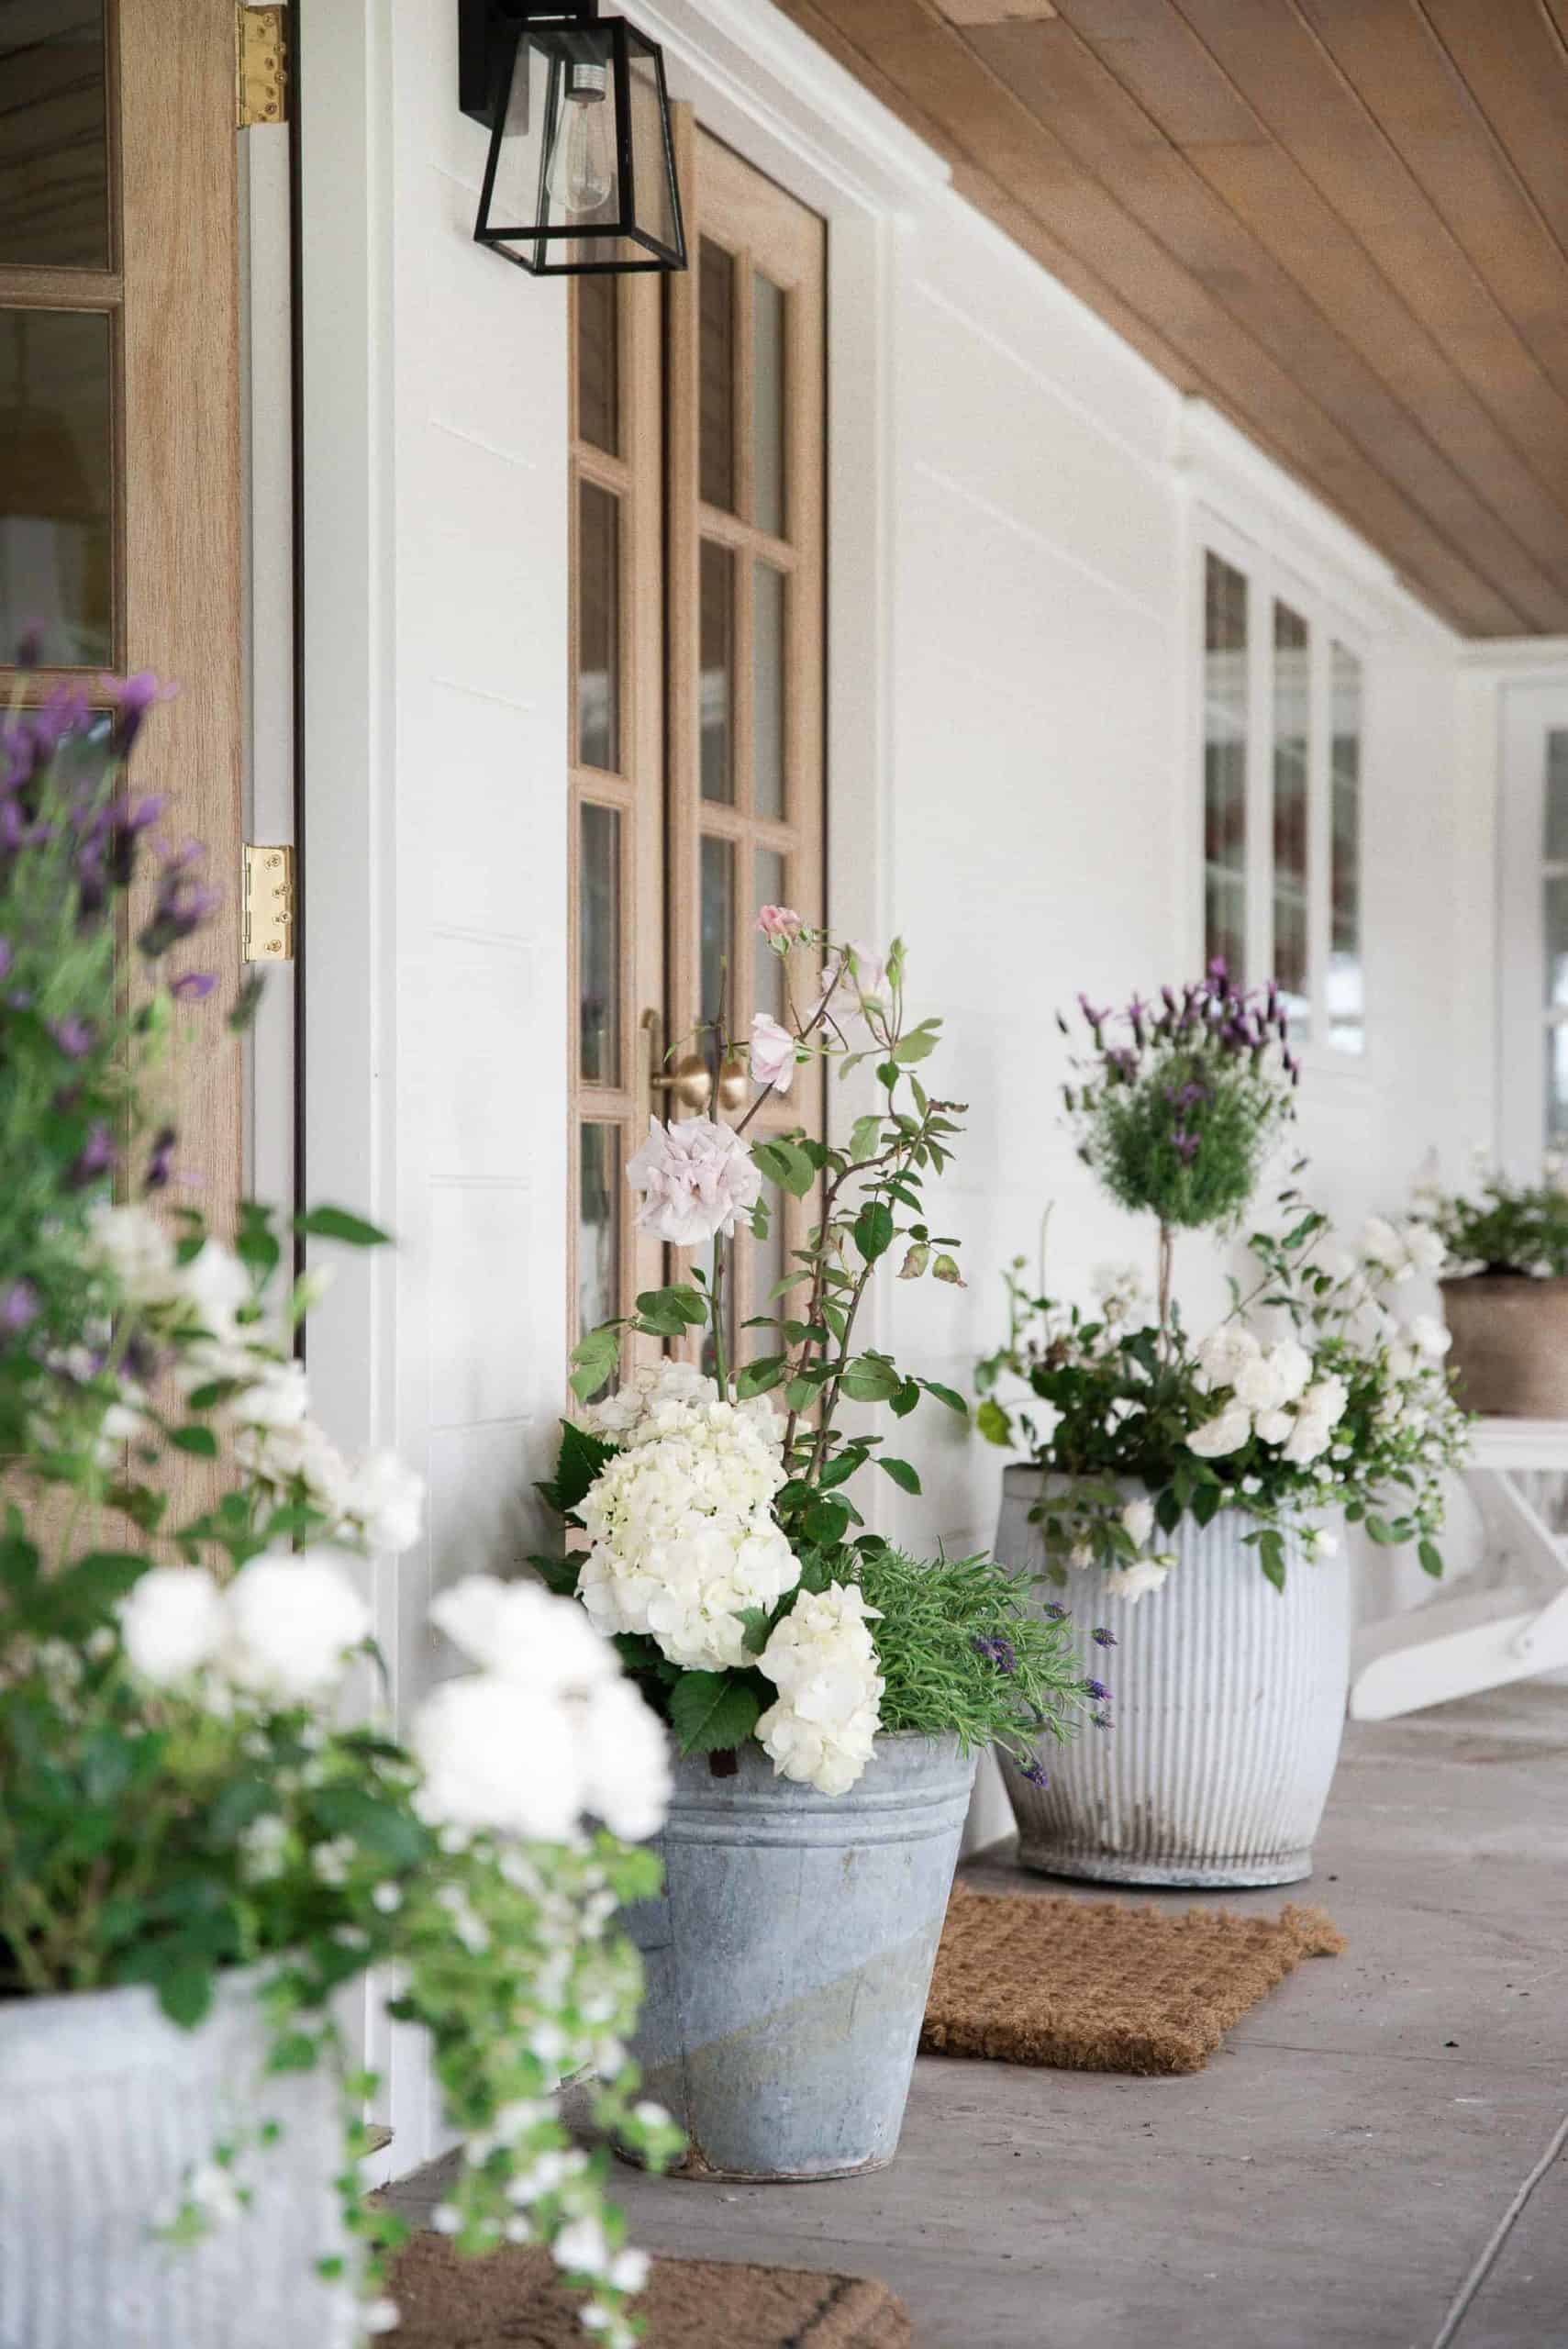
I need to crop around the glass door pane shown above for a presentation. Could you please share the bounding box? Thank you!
[1204,550,1248,983]
[0,2,110,270]
[1329,642,1363,1054]
[0,306,114,665]
[1271,601,1309,1033]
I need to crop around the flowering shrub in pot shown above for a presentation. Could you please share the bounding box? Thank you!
[538,924,1099,2177]
[0,679,679,2349]
[1403,1161,1568,1418]
[973,969,1471,1887]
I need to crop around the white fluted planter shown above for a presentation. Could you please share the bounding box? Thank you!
[0,1968,354,2349]
[995,1466,1351,1887]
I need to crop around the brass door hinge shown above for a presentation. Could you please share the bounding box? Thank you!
[237,5,288,128]
[243,844,295,963]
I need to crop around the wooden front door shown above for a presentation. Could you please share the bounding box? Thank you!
[566,119,827,1386]
[0,0,246,1216]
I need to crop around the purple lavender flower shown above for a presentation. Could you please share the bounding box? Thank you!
[138,844,219,959]
[973,1633,1018,1675]
[1172,1129,1200,1163]
[171,972,217,1001]
[1082,1678,1112,1703]
[1,1279,39,1332]
[0,939,11,982]
[50,1016,95,1059]
[1092,1627,1117,1649]
[1018,1759,1050,1789]
[1092,1710,1114,1731]
[144,1124,178,1192]
[65,1121,115,1189]
[1043,1601,1069,1622]
[103,669,172,755]
[1077,993,1110,1035]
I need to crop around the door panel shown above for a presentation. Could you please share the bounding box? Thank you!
[0,0,244,1225]
[666,120,826,1365]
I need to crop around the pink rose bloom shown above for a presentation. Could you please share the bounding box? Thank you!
[757,904,803,943]
[816,942,888,1021]
[626,1115,762,1247]
[749,1012,796,1094]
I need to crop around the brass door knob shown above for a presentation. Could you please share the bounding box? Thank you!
[651,1052,714,1112]
[717,1058,749,1113]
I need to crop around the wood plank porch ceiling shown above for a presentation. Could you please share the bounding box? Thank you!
[773,0,1568,638]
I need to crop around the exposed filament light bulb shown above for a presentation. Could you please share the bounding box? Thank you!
[546,61,615,217]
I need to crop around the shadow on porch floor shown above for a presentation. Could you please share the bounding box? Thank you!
[385,1686,1568,2348]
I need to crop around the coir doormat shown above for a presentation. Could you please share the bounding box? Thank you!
[921,1882,1345,2076]
[389,2233,913,2349]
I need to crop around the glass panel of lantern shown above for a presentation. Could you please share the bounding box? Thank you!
[472,13,685,277]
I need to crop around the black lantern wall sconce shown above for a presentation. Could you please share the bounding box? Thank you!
[458,0,687,276]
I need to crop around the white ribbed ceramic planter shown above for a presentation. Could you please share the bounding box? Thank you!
[0,1968,353,2349]
[995,1466,1351,1887]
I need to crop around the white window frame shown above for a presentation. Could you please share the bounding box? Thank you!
[1191,504,1373,1073]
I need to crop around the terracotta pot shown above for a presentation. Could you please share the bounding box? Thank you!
[1440,1275,1568,1418]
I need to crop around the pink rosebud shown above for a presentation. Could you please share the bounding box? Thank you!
[626,1116,762,1248]
[749,1012,796,1095]
[757,905,803,944]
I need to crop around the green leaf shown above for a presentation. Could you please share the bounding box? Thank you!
[668,1671,764,1754]
[527,1553,583,1598]
[537,1419,617,1518]
[751,1138,817,1197]
[568,1324,621,1403]
[169,1424,219,1459]
[736,1607,773,1656]
[889,1378,921,1419]
[155,1961,217,2031]
[919,1379,968,1416]
[634,1285,707,1333]
[309,1785,429,1869]
[1191,1482,1221,1530]
[1257,1530,1287,1593]
[931,1252,966,1286]
[839,1354,902,1404]
[850,1115,883,1164]
[1418,1539,1445,1578]
[804,1496,851,1546]
[854,1202,895,1264]
[975,1398,1012,1448]
[1364,1514,1396,1547]
[891,1025,939,1064]
[878,1455,921,1496]
[735,1353,788,1397]
[294,1206,392,1248]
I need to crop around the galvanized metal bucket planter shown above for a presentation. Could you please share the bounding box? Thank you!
[1440,1275,1568,1418]
[0,1968,351,2349]
[994,1466,1351,1888]
[624,1731,976,2181]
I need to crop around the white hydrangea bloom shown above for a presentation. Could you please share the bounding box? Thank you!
[584,1357,715,1438]
[577,1397,797,1670]
[756,1582,884,1798]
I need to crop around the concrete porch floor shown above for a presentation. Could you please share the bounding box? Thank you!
[388,1685,1568,2348]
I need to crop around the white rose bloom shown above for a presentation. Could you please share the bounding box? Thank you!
[220,1550,371,1702]
[342,1448,426,1553]
[1405,1224,1445,1276]
[1411,1314,1452,1358]
[1268,1339,1314,1404]
[1119,1497,1155,1546]
[1386,1339,1421,1382]
[1308,1526,1341,1559]
[118,1566,226,1685]
[577,1397,797,1671]
[756,1583,884,1798]
[411,1675,583,1842]
[172,1240,253,1338]
[1195,1324,1262,1394]
[432,1574,618,1690]
[1253,1408,1294,1446]
[1358,1216,1407,1274]
[85,1202,176,1305]
[1103,1556,1171,1604]
[1281,1413,1333,1466]
[578,1675,672,1841]
[1186,1405,1252,1459]
[232,1357,312,1431]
